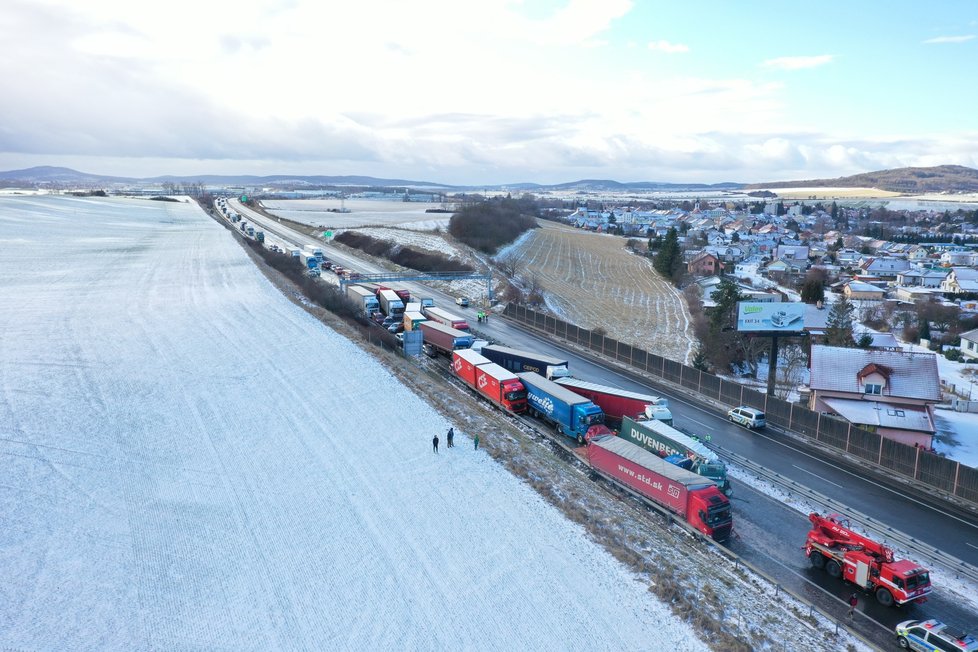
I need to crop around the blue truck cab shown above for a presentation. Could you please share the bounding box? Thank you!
[518,372,612,445]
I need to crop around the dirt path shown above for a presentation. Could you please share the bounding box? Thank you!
[499,221,697,363]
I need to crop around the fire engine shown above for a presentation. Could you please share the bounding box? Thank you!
[805,512,931,607]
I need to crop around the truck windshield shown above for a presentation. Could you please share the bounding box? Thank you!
[706,505,731,526]
[700,464,724,479]
[904,572,930,590]
[585,413,605,426]
[505,390,527,401]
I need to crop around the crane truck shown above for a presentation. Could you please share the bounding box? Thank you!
[805,512,932,607]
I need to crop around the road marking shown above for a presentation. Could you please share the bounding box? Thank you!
[967,542,978,551]
[792,465,843,489]
[685,417,713,430]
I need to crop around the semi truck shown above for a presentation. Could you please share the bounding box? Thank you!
[518,372,613,445]
[299,251,319,270]
[619,416,731,495]
[378,289,405,318]
[419,321,474,357]
[255,231,265,243]
[805,512,932,607]
[403,311,427,331]
[451,349,527,413]
[554,377,673,426]
[481,345,570,380]
[587,435,732,542]
[346,285,380,315]
[422,306,470,332]
[304,245,324,261]
[285,247,301,258]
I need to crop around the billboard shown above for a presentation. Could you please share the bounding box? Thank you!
[736,302,806,333]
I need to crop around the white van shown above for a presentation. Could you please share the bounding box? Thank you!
[728,406,766,429]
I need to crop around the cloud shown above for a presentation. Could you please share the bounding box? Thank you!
[922,35,976,44]
[647,40,689,53]
[761,55,834,70]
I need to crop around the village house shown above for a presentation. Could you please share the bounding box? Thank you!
[941,267,978,293]
[808,345,941,447]
[687,250,723,276]
[896,268,948,288]
[844,280,886,301]
[960,328,978,362]
[860,257,911,283]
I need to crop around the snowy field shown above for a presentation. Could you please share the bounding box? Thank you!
[263,198,451,231]
[0,195,707,650]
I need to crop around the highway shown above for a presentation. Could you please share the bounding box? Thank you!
[225,198,978,637]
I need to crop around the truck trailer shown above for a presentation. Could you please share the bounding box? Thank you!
[422,306,470,332]
[403,311,427,331]
[518,372,612,445]
[481,345,570,380]
[619,416,731,495]
[554,377,672,426]
[587,435,732,542]
[451,349,527,413]
[805,512,931,606]
[346,285,380,315]
[299,251,319,270]
[419,321,474,357]
[378,289,405,318]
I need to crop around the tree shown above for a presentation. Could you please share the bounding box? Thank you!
[856,332,874,349]
[653,227,683,282]
[918,317,931,342]
[731,231,741,243]
[825,295,856,347]
[800,276,825,305]
[831,201,839,221]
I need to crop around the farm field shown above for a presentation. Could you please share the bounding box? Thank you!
[499,220,697,363]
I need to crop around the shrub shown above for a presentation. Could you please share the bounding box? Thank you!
[449,199,539,253]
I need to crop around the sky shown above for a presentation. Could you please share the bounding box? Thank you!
[2,0,977,185]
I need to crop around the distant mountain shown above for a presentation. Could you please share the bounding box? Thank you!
[746,165,978,193]
[0,167,452,189]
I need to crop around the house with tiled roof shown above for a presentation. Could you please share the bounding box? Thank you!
[808,345,941,447]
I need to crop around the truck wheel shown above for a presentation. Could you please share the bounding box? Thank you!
[825,560,842,578]
[809,552,825,569]
[876,587,894,607]
[576,434,585,446]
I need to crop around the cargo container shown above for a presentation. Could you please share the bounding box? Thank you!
[304,245,324,261]
[587,435,732,542]
[300,251,320,270]
[518,372,612,445]
[285,247,301,258]
[451,350,527,413]
[403,311,427,331]
[482,345,570,380]
[619,416,731,495]
[404,301,422,314]
[555,377,672,427]
[378,289,405,317]
[346,285,380,314]
[419,321,473,357]
[423,306,470,332]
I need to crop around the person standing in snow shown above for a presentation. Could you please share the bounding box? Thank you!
[847,593,858,619]
[432,434,439,453]
[474,434,480,451]
[447,427,454,448]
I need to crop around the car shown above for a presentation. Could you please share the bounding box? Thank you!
[305,268,321,278]
[387,322,404,334]
[381,316,399,328]
[455,296,470,307]
[370,311,386,324]
[727,406,766,429]
[896,619,978,651]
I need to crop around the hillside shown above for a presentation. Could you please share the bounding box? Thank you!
[747,165,978,193]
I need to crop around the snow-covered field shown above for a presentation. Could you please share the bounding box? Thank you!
[0,195,711,650]
[263,198,451,231]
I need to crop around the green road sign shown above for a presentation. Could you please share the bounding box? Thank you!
[324,230,334,239]
[241,195,248,202]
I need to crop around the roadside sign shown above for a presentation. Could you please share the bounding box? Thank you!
[324,230,334,239]
[241,195,248,202]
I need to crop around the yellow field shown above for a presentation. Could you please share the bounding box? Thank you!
[499,221,696,363]
[771,187,903,199]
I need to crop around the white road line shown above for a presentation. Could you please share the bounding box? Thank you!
[967,542,978,551]
[685,417,713,430]
[792,465,844,489]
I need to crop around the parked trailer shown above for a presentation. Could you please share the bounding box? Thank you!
[422,306,470,331]
[587,435,732,542]
[346,285,380,314]
[518,372,612,445]
[451,349,527,413]
[378,289,405,317]
[554,377,672,426]
[403,311,427,331]
[419,321,473,357]
[481,345,570,380]
[619,416,731,496]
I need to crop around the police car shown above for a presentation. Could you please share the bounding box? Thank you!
[896,619,978,651]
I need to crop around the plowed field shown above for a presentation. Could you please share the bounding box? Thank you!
[500,221,696,363]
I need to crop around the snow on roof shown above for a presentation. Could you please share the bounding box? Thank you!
[821,398,935,433]
[810,345,941,401]
[846,280,884,293]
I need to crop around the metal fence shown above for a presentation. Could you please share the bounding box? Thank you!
[505,303,978,507]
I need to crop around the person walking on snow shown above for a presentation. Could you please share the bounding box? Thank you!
[432,434,439,453]
[847,593,858,620]
[474,434,480,451]
[447,427,454,448]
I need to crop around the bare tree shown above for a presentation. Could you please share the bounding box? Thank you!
[775,344,808,401]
